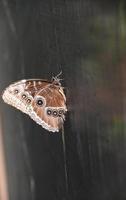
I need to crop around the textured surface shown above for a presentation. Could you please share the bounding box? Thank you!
[0,0,126,200]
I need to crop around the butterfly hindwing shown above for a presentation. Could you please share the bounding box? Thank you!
[31,82,67,132]
[2,78,67,132]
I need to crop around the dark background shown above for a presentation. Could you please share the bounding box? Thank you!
[0,0,126,200]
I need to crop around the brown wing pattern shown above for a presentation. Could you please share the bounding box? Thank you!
[25,79,51,97]
[30,82,66,132]
[2,79,67,132]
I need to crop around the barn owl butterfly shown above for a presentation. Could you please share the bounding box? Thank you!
[2,73,67,132]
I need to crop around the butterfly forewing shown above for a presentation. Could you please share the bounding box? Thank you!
[2,78,67,132]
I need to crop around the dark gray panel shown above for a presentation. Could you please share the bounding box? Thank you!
[0,0,126,200]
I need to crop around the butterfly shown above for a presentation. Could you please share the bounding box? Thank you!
[2,73,67,132]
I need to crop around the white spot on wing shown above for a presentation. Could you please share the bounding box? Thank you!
[21,79,26,83]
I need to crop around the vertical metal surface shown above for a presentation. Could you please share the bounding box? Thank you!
[1,0,126,200]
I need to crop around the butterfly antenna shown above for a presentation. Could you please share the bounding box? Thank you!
[55,70,62,78]
[61,123,68,197]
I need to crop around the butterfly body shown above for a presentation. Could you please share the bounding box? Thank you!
[2,76,67,132]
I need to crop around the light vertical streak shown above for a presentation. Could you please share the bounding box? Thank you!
[0,114,9,200]
[61,125,68,198]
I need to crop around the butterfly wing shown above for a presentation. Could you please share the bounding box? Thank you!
[2,79,67,132]
[30,82,67,132]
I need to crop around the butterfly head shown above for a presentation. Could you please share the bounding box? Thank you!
[51,71,63,87]
[51,77,61,87]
